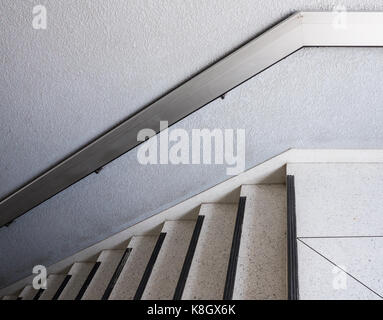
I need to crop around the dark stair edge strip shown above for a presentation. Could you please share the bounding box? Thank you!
[75,261,101,300]
[101,248,132,300]
[287,175,299,300]
[223,197,247,300]
[173,215,205,300]
[33,288,45,300]
[52,274,72,300]
[134,233,166,300]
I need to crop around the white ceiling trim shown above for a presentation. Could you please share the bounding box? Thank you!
[1,11,383,227]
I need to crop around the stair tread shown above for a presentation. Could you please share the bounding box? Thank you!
[18,285,39,300]
[182,204,238,300]
[142,220,196,300]
[81,249,125,300]
[233,184,287,300]
[108,236,158,300]
[2,296,18,300]
[39,274,67,300]
[287,163,383,237]
[58,262,95,300]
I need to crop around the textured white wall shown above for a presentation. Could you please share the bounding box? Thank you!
[1,0,383,288]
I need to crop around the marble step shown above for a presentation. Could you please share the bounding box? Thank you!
[233,184,287,300]
[58,262,95,300]
[142,220,196,300]
[39,274,67,300]
[108,235,158,300]
[81,249,126,300]
[182,203,238,300]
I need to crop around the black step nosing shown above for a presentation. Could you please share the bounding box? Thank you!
[101,248,132,300]
[287,175,299,300]
[173,215,205,300]
[33,288,45,300]
[75,261,101,300]
[223,197,247,300]
[134,233,166,300]
[52,274,72,300]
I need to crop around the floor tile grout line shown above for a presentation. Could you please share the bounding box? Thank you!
[298,236,383,239]
[298,238,383,299]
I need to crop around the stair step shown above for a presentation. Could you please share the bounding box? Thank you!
[287,163,383,300]
[57,262,95,300]
[287,163,383,237]
[18,285,39,300]
[108,235,158,300]
[80,250,125,300]
[182,203,238,300]
[2,296,18,300]
[39,274,67,300]
[142,221,196,300]
[233,184,287,300]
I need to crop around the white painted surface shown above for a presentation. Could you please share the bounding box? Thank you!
[82,250,125,300]
[233,185,287,300]
[58,262,94,300]
[39,274,66,300]
[2,1,383,289]
[182,204,237,300]
[297,241,381,300]
[109,236,158,300]
[142,220,195,300]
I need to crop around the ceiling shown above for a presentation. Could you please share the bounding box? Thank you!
[1,0,383,288]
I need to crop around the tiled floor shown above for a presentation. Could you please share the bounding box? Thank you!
[288,163,383,300]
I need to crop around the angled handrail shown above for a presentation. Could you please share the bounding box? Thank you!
[1,12,383,227]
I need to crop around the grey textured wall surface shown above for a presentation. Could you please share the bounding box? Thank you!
[1,0,383,288]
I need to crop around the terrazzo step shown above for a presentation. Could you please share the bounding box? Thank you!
[81,249,126,300]
[58,262,95,300]
[233,184,287,300]
[18,285,39,300]
[39,274,67,300]
[108,235,159,300]
[2,296,18,300]
[182,203,238,300]
[287,163,383,300]
[141,220,196,300]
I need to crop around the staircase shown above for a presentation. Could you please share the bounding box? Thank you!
[1,154,383,300]
[1,182,287,300]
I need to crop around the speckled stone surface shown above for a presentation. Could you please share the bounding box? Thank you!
[297,240,381,300]
[39,274,66,300]
[109,235,158,300]
[18,285,38,300]
[58,262,94,300]
[233,184,287,300]
[182,204,237,300]
[287,163,383,237]
[289,164,383,299]
[300,237,383,298]
[2,295,17,300]
[81,249,125,300]
[142,220,195,300]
